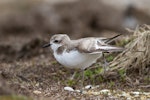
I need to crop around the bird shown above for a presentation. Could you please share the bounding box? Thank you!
[43,34,124,91]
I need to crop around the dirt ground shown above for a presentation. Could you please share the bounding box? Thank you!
[0,0,150,100]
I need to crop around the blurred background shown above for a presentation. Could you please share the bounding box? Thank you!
[0,0,150,62]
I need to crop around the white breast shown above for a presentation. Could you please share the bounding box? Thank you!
[54,50,101,69]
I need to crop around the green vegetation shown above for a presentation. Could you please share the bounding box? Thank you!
[0,95,32,100]
[116,39,131,46]
[67,79,76,87]
[65,54,117,86]
[106,55,114,62]
[118,69,126,81]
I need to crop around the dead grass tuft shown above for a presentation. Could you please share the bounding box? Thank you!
[108,24,150,76]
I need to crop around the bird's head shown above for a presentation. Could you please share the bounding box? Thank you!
[43,34,70,52]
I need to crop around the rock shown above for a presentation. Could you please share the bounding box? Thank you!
[64,86,74,92]
[85,85,92,89]
[33,90,42,95]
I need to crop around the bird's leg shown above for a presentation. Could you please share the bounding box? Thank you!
[80,69,85,93]
[69,71,77,80]
[102,53,109,74]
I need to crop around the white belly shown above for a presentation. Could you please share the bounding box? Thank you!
[54,50,101,69]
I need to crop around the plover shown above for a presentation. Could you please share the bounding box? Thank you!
[43,34,124,91]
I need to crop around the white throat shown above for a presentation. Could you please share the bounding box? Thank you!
[50,43,62,52]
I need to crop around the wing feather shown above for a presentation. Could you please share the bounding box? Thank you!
[76,38,124,54]
[99,34,122,43]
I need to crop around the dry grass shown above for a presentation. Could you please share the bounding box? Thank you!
[108,24,150,75]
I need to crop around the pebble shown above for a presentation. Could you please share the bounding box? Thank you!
[130,91,140,95]
[64,86,74,92]
[75,90,81,93]
[100,89,110,93]
[33,90,42,95]
[85,85,92,89]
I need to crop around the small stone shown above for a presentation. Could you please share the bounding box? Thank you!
[130,91,140,95]
[121,92,128,97]
[33,90,42,95]
[35,83,39,87]
[75,90,81,93]
[143,92,150,95]
[64,86,74,92]
[100,89,110,94]
[85,85,92,89]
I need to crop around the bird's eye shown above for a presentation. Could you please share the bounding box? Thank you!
[54,40,59,43]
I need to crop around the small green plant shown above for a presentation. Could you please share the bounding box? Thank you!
[95,67,103,74]
[144,76,150,84]
[109,81,115,89]
[106,55,114,62]
[51,61,58,65]
[96,75,104,83]
[67,79,76,87]
[84,69,93,79]
[118,69,126,81]
[68,66,107,86]
[116,39,131,46]
[0,95,32,100]
[84,67,105,84]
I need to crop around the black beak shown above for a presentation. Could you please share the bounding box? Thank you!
[43,43,51,48]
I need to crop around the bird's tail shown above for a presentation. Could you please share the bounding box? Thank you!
[99,45,124,53]
[102,34,122,44]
